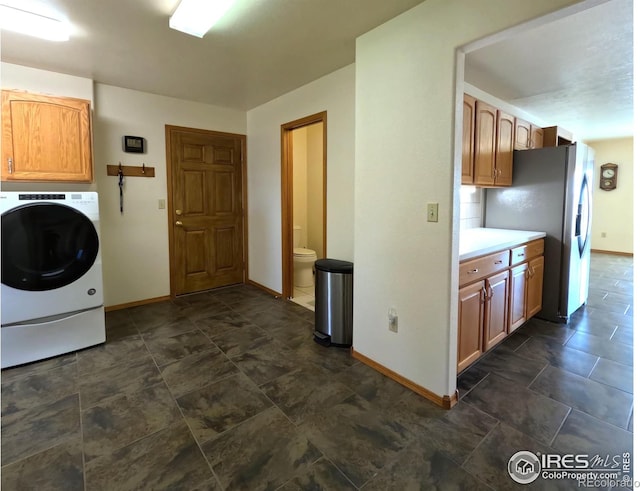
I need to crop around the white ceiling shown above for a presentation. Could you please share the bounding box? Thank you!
[465,0,633,141]
[1,0,633,140]
[0,0,423,110]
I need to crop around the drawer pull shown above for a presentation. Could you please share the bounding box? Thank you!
[517,253,525,257]
[468,268,479,274]
[494,260,503,264]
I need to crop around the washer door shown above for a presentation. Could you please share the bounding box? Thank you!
[2,203,99,291]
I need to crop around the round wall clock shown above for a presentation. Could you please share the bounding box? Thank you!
[599,163,618,191]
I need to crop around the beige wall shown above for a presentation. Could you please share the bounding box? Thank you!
[1,63,247,307]
[292,127,309,247]
[306,122,324,257]
[353,0,582,398]
[292,124,324,255]
[585,137,633,254]
[246,64,355,293]
[93,84,246,306]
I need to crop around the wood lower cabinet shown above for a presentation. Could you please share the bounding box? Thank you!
[484,270,509,350]
[457,271,510,372]
[458,238,545,372]
[509,263,528,332]
[526,255,544,318]
[457,280,484,372]
[509,240,545,333]
[1,90,93,182]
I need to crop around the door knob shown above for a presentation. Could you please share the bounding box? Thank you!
[175,221,183,226]
[175,209,182,215]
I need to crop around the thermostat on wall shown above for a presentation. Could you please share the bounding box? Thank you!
[123,135,145,153]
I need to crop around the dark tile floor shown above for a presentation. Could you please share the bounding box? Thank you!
[1,252,633,490]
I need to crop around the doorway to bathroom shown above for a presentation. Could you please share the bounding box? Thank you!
[281,111,327,309]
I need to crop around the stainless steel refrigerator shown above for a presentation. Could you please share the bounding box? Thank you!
[485,143,594,323]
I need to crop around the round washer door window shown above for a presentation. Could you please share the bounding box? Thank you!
[2,203,99,291]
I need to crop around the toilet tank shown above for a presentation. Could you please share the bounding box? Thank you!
[293,225,302,248]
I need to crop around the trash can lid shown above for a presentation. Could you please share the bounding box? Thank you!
[315,258,353,274]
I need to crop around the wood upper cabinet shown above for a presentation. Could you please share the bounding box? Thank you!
[514,118,543,151]
[461,94,475,185]
[1,90,93,182]
[495,111,514,186]
[515,118,532,150]
[473,101,498,186]
[530,124,544,149]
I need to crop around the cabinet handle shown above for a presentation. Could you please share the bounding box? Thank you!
[8,158,12,174]
[517,253,525,257]
[486,285,493,299]
[481,286,487,302]
[468,268,479,274]
[494,260,503,264]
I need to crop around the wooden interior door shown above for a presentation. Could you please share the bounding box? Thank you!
[166,125,246,296]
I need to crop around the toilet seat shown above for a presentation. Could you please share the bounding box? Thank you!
[294,247,316,257]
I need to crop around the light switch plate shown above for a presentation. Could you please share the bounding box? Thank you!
[427,203,438,222]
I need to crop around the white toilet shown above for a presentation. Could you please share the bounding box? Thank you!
[293,225,317,288]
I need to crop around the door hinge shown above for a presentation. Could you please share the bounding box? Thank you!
[8,157,13,174]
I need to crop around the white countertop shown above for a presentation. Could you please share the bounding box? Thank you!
[459,228,546,261]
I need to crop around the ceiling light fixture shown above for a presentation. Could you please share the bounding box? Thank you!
[0,4,70,41]
[169,0,235,38]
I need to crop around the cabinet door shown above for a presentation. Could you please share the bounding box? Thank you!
[458,280,485,373]
[530,124,544,149]
[495,111,514,186]
[526,255,544,318]
[473,101,497,186]
[1,90,93,182]
[461,94,475,185]
[484,271,509,350]
[514,119,531,150]
[509,263,528,333]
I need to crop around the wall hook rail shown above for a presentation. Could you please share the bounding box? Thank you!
[106,163,155,177]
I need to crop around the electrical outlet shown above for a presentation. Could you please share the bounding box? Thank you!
[388,308,398,333]
[427,203,439,222]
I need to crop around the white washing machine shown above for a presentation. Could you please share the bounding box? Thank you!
[1,192,106,368]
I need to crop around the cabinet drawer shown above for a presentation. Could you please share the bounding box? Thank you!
[510,239,545,265]
[459,250,509,286]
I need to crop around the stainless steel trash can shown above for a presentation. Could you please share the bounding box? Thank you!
[314,259,353,346]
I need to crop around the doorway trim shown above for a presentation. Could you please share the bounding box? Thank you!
[280,111,327,300]
[165,124,248,298]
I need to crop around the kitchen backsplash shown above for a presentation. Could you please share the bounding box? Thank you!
[460,185,483,230]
